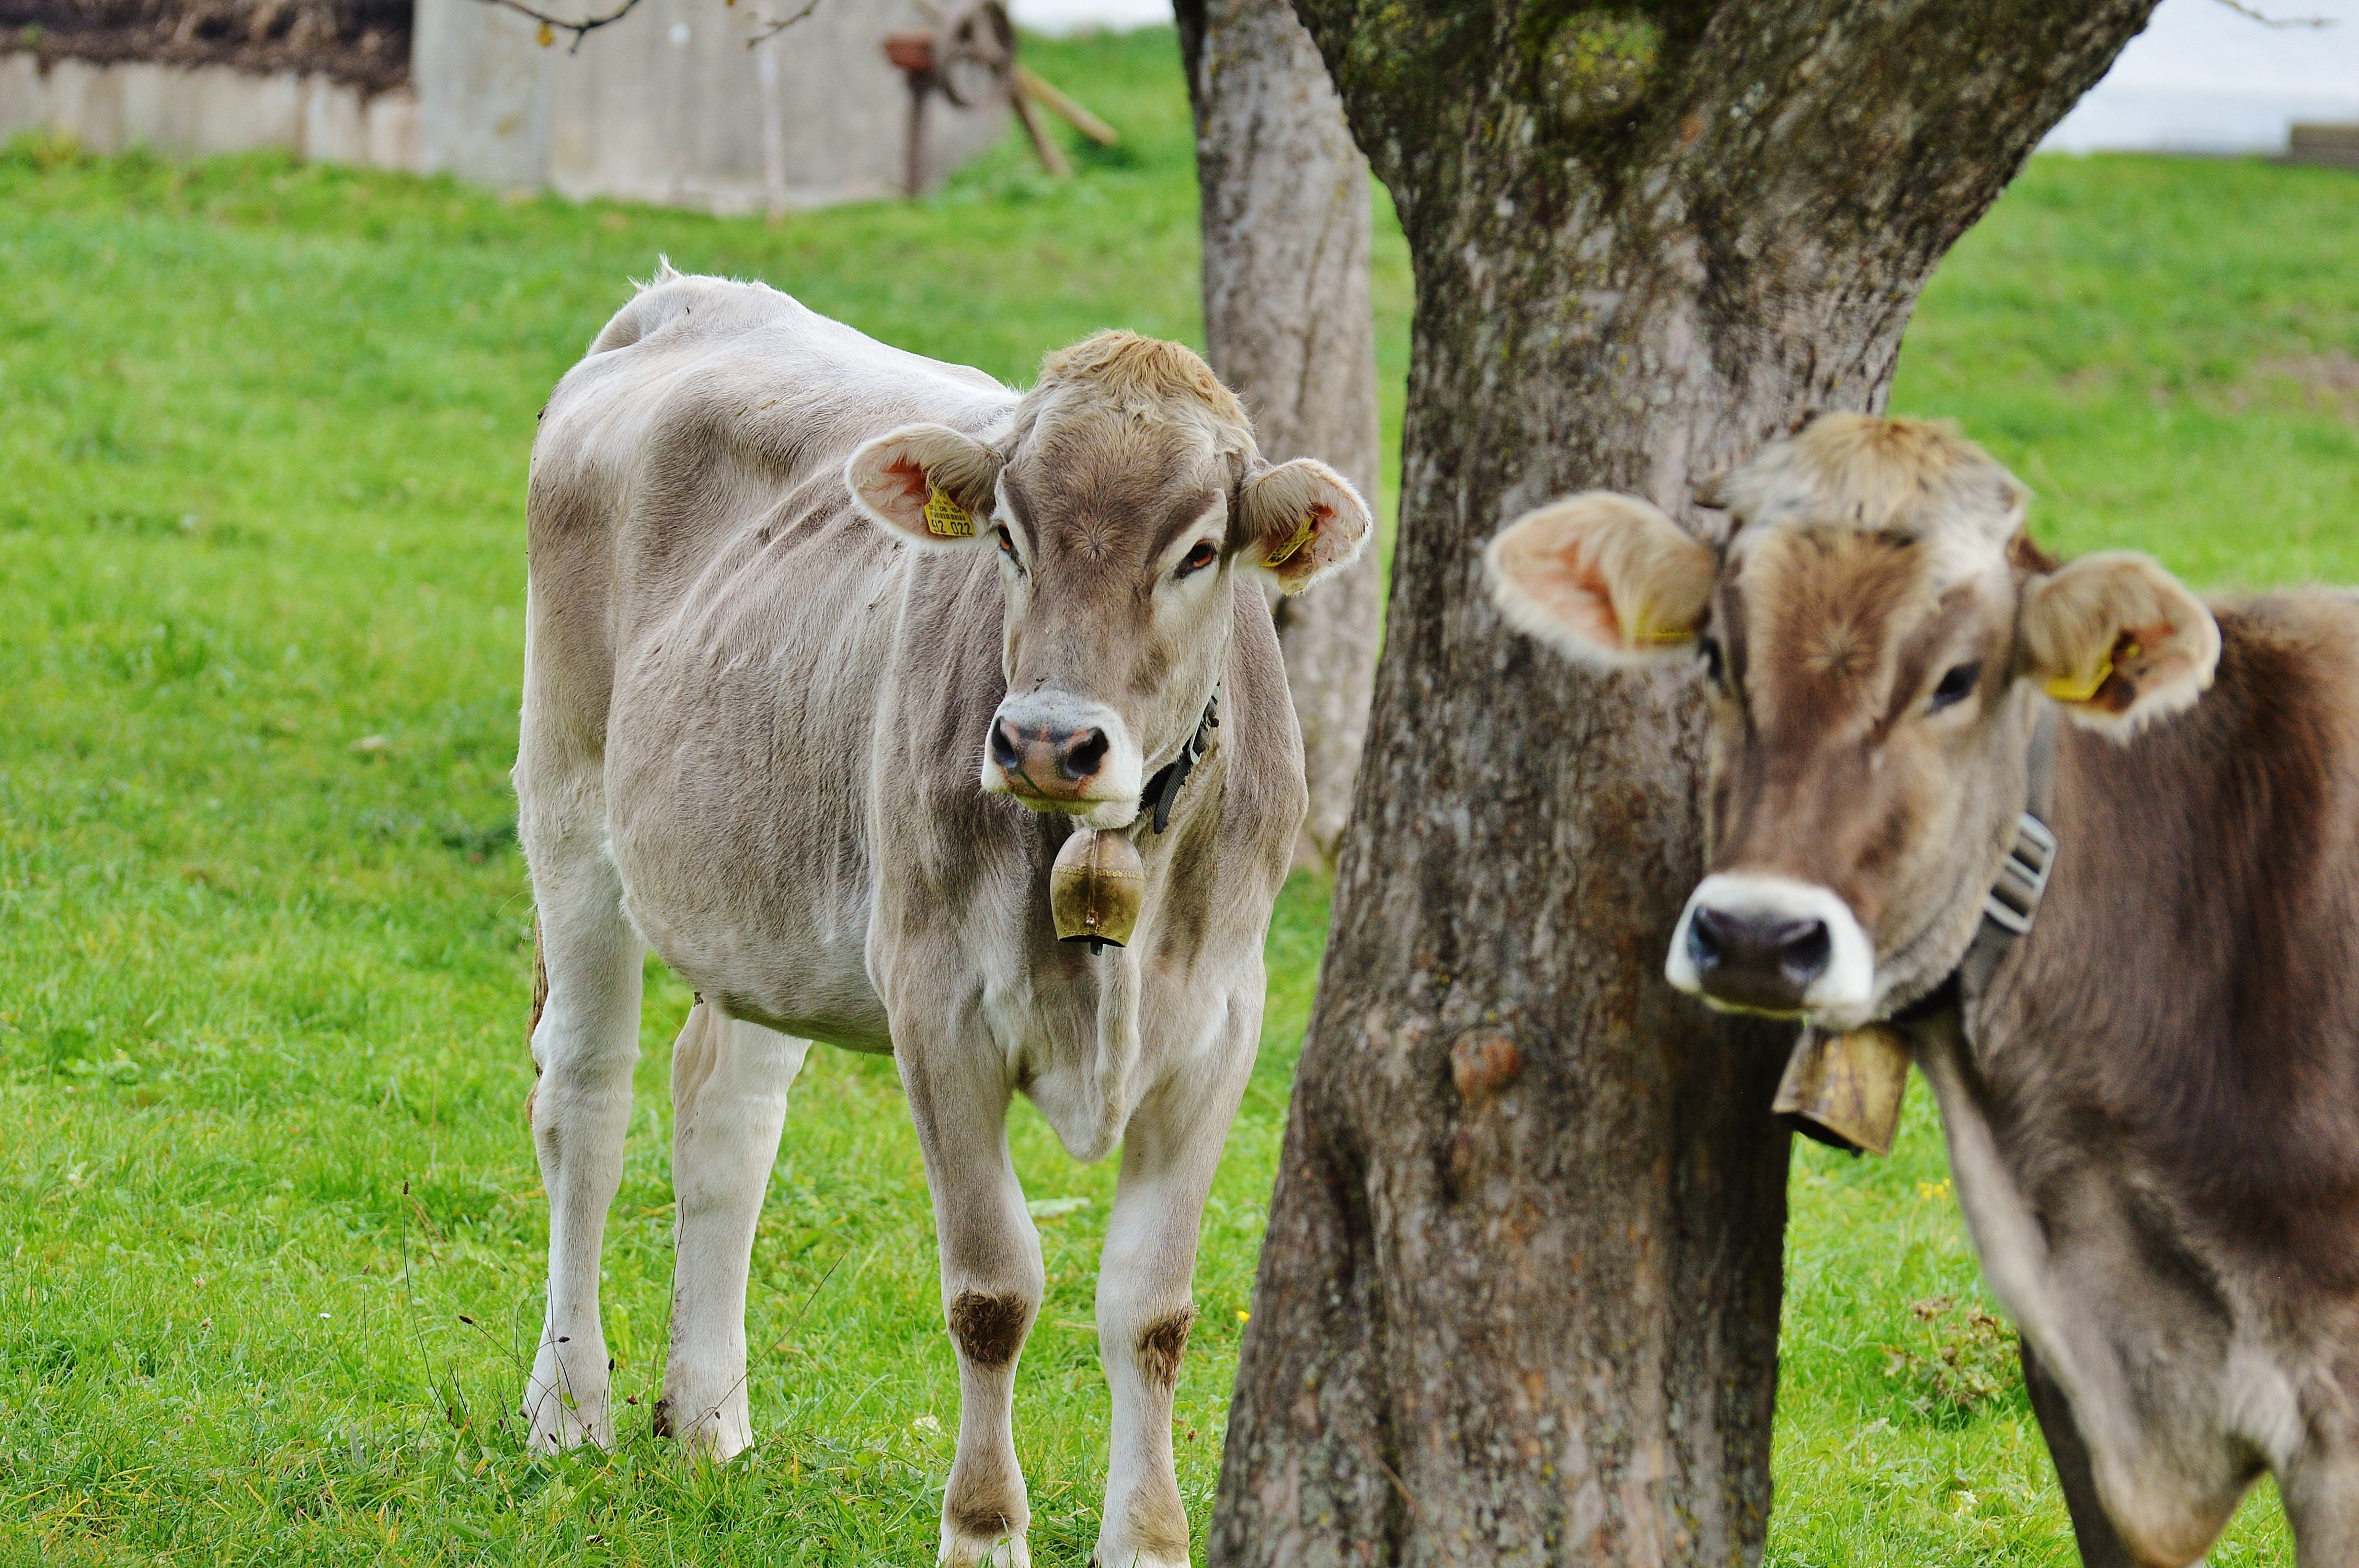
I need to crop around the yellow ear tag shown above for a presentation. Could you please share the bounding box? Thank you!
[923,488,975,539]
[2043,652,2113,705]
[1626,595,1694,647]
[1266,514,1316,569]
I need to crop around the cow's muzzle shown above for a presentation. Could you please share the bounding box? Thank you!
[980,695,1143,828]
[1665,873,1875,1025]
[990,718,1107,794]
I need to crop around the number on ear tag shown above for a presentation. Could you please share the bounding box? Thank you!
[2043,652,2113,705]
[924,489,975,539]
[1267,514,1316,569]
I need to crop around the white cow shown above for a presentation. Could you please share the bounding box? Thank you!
[512,267,1369,1568]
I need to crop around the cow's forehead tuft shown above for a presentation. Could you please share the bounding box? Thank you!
[1717,414,2026,568]
[1032,330,1249,431]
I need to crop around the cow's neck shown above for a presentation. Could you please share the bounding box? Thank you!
[1951,702,2059,1009]
[1138,684,1220,837]
[1888,700,2060,1044]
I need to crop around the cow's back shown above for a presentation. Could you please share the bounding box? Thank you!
[522,274,1017,1048]
[525,274,1009,743]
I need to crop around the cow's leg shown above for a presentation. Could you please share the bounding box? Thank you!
[1091,1007,1257,1568]
[2022,1338,2144,1568]
[519,829,645,1452]
[2278,1434,2359,1567]
[657,1001,810,1459]
[904,1037,1044,1568]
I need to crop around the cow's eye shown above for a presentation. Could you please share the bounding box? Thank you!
[1177,539,1219,578]
[995,527,1021,567]
[1697,636,1726,688]
[1929,661,1982,713]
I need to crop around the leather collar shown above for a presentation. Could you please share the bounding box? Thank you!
[1140,685,1219,835]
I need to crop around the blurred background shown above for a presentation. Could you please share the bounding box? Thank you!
[3,0,2355,209]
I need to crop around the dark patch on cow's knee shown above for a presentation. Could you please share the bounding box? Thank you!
[650,1397,675,1439]
[1136,1305,1196,1386]
[948,1289,1032,1369]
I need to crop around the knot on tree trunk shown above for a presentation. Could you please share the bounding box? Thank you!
[1446,1027,1524,1199]
[1449,1027,1521,1110]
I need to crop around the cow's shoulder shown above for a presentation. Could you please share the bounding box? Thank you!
[2002,584,2359,1284]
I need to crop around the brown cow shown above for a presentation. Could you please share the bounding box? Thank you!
[1487,414,2359,1566]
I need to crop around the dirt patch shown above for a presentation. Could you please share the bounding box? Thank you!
[2252,350,2359,421]
[1,0,410,95]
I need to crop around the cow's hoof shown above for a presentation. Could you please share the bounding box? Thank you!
[523,1343,612,1454]
[1093,1485,1190,1568]
[938,1523,1030,1568]
[1087,1549,1187,1568]
[650,1390,753,1461]
[522,1394,610,1456]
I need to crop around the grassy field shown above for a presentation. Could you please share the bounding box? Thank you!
[2,24,2355,1566]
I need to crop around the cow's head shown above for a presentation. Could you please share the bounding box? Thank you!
[1486,414,2219,1028]
[847,331,1370,829]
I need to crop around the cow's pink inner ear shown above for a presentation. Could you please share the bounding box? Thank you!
[1522,549,1627,648]
[882,457,929,510]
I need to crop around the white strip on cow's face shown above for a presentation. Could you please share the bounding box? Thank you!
[981,693,1145,831]
[1665,872,1876,1029]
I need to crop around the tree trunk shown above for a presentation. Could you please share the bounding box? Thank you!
[1177,0,1384,867]
[1211,4,2159,1563]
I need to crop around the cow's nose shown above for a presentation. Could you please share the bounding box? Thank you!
[1056,727,1109,783]
[989,719,1107,799]
[1687,906,1831,1014]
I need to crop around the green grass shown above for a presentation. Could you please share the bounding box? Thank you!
[1,24,2353,1564]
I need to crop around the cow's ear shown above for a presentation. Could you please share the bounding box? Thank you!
[2019,551,2219,738]
[845,423,1004,547]
[1485,493,1716,668]
[1239,458,1373,595]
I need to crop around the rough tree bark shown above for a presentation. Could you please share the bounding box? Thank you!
[1177,0,1384,866]
[1210,3,2159,1562]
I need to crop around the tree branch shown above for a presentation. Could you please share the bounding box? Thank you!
[746,0,823,48]
[471,0,643,52]
[464,0,824,54]
[2210,0,2335,27]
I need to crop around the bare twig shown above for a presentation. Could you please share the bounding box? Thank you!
[745,0,823,47]
[463,0,819,53]
[2210,0,2335,27]
[472,0,646,52]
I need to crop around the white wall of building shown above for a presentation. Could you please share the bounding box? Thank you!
[1007,0,1172,34]
[414,0,1007,213]
[2045,0,2359,153]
